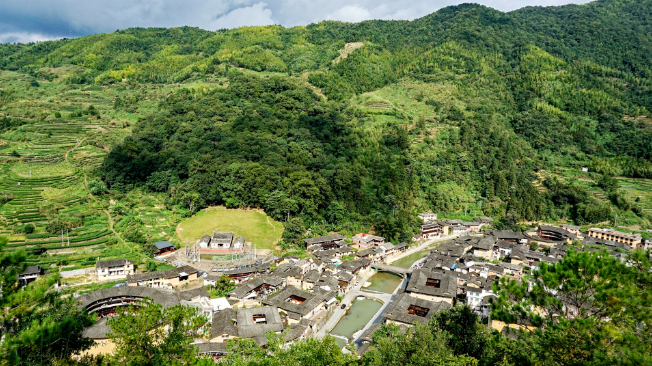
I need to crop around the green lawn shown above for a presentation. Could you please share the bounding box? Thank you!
[177,207,283,250]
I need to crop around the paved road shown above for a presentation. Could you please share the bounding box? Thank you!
[352,279,405,345]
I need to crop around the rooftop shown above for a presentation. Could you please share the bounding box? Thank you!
[236,306,284,338]
[263,286,336,317]
[127,265,197,283]
[382,293,452,325]
[406,268,457,299]
[96,259,131,268]
[154,240,175,250]
[303,234,346,245]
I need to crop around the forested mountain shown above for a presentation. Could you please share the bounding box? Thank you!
[1,0,651,242]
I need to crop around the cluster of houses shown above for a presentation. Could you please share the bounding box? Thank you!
[418,213,494,240]
[26,217,650,360]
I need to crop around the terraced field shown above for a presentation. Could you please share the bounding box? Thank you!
[617,178,652,216]
[0,70,183,271]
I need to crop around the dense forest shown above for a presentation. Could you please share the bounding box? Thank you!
[2,0,652,242]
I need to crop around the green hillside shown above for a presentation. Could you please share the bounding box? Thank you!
[1,0,651,255]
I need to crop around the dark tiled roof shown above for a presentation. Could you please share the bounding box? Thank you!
[154,240,175,249]
[177,287,210,301]
[212,232,233,242]
[228,275,284,299]
[127,265,197,283]
[284,323,309,342]
[212,308,237,337]
[382,293,451,325]
[96,259,131,268]
[474,236,496,250]
[339,258,372,273]
[76,286,180,311]
[490,230,525,240]
[263,287,336,317]
[82,317,112,339]
[303,270,321,283]
[21,265,43,275]
[236,306,284,338]
[304,234,346,245]
[406,268,457,299]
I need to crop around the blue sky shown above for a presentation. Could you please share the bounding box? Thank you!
[0,0,591,43]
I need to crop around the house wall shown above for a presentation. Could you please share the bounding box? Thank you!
[385,319,415,327]
[408,292,454,305]
[287,276,302,289]
[474,249,493,261]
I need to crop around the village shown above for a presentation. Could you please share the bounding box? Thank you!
[18,214,652,361]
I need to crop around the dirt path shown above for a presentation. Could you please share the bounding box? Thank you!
[104,209,127,248]
[64,136,88,162]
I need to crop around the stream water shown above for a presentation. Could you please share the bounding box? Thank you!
[390,247,433,268]
[364,272,403,293]
[330,298,383,340]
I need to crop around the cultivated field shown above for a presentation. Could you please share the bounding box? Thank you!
[176,207,283,250]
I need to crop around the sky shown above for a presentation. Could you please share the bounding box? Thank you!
[0,0,592,44]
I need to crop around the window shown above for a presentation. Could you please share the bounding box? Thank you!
[253,314,267,324]
[406,305,430,317]
[426,278,441,288]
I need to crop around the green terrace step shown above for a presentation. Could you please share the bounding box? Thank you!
[6,229,112,247]
[7,237,111,251]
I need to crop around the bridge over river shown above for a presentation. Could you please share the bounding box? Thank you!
[370,263,413,278]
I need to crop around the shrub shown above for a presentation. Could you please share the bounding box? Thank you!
[23,224,35,234]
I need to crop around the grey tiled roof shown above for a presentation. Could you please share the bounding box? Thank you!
[21,265,43,275]
[263,286,336,317]
[228,275,284,299]
[177,287,210,301]
[382,293,452,325]
[339,258,371,274]
[196,342,227,354]
[474,236,496,250]
[304,234,346,245]
[236,306,284,338]
[212,308,237,337]
[76,286,180,310]
[127,265,197,283]
[154,241,175,249]
[406,268,457,299]
[82,317,112,339]
[96,259,131,268]
[303,270,321,283]
[284,323,309,342]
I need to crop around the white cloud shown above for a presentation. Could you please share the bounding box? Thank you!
[0,32,62,44]
[0,0,594,43]
[324,5,371,23]
[211,2,275,29]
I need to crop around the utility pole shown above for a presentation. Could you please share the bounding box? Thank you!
[61,229,64,247]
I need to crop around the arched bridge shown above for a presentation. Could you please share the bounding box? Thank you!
[371,263,413,278]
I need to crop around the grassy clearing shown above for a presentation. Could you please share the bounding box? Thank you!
[177,207,283,250]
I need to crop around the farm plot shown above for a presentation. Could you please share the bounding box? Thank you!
[617,178,652,215]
